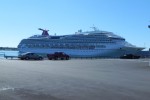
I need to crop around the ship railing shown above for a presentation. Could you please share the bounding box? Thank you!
[0,52,5,58]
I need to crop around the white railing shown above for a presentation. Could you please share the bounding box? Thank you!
[0,52,5,57]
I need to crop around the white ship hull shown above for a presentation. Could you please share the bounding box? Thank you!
[18,46,141,58]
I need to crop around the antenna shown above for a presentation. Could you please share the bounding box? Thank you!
[147,24,150,66]
[90,26,99,31]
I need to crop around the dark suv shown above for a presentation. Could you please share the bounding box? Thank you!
[120,54,140,59]
[18,52,43,60]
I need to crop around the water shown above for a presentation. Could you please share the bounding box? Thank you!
[0,50,19,58]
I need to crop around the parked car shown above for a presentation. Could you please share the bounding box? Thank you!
[47,52,70,60]
[18,52,43,60]
[120,54,140,59]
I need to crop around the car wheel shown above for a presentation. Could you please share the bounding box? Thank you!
[66,57,69,60]
[39,57,43,60]
[25,57,29,60]
[21,58,24,60]
[49,58,52,60]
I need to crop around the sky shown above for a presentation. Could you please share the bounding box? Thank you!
[0,0,150,50]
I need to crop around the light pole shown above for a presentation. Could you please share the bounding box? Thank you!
[148,25,150,66]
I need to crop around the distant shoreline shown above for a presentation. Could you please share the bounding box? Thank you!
[0,47,18,51]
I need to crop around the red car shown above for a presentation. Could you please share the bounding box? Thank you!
[47,52,70,60]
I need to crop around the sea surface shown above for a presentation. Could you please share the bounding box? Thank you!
[0,50,19,58]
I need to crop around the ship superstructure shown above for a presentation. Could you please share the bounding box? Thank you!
[18,27,144,58]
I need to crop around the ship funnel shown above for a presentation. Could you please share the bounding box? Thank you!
[38,28,49,36]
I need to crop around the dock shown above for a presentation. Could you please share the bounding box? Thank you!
[0,52,18,59]
[4,55,18,59]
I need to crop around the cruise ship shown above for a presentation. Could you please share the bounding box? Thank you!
[18,27,144,58]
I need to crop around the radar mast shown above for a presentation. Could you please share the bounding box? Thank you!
[90,26,99,31]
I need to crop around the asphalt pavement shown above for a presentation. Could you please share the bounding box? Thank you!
[0,59,150,100]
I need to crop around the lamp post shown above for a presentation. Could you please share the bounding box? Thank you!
[148,25,150,66]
